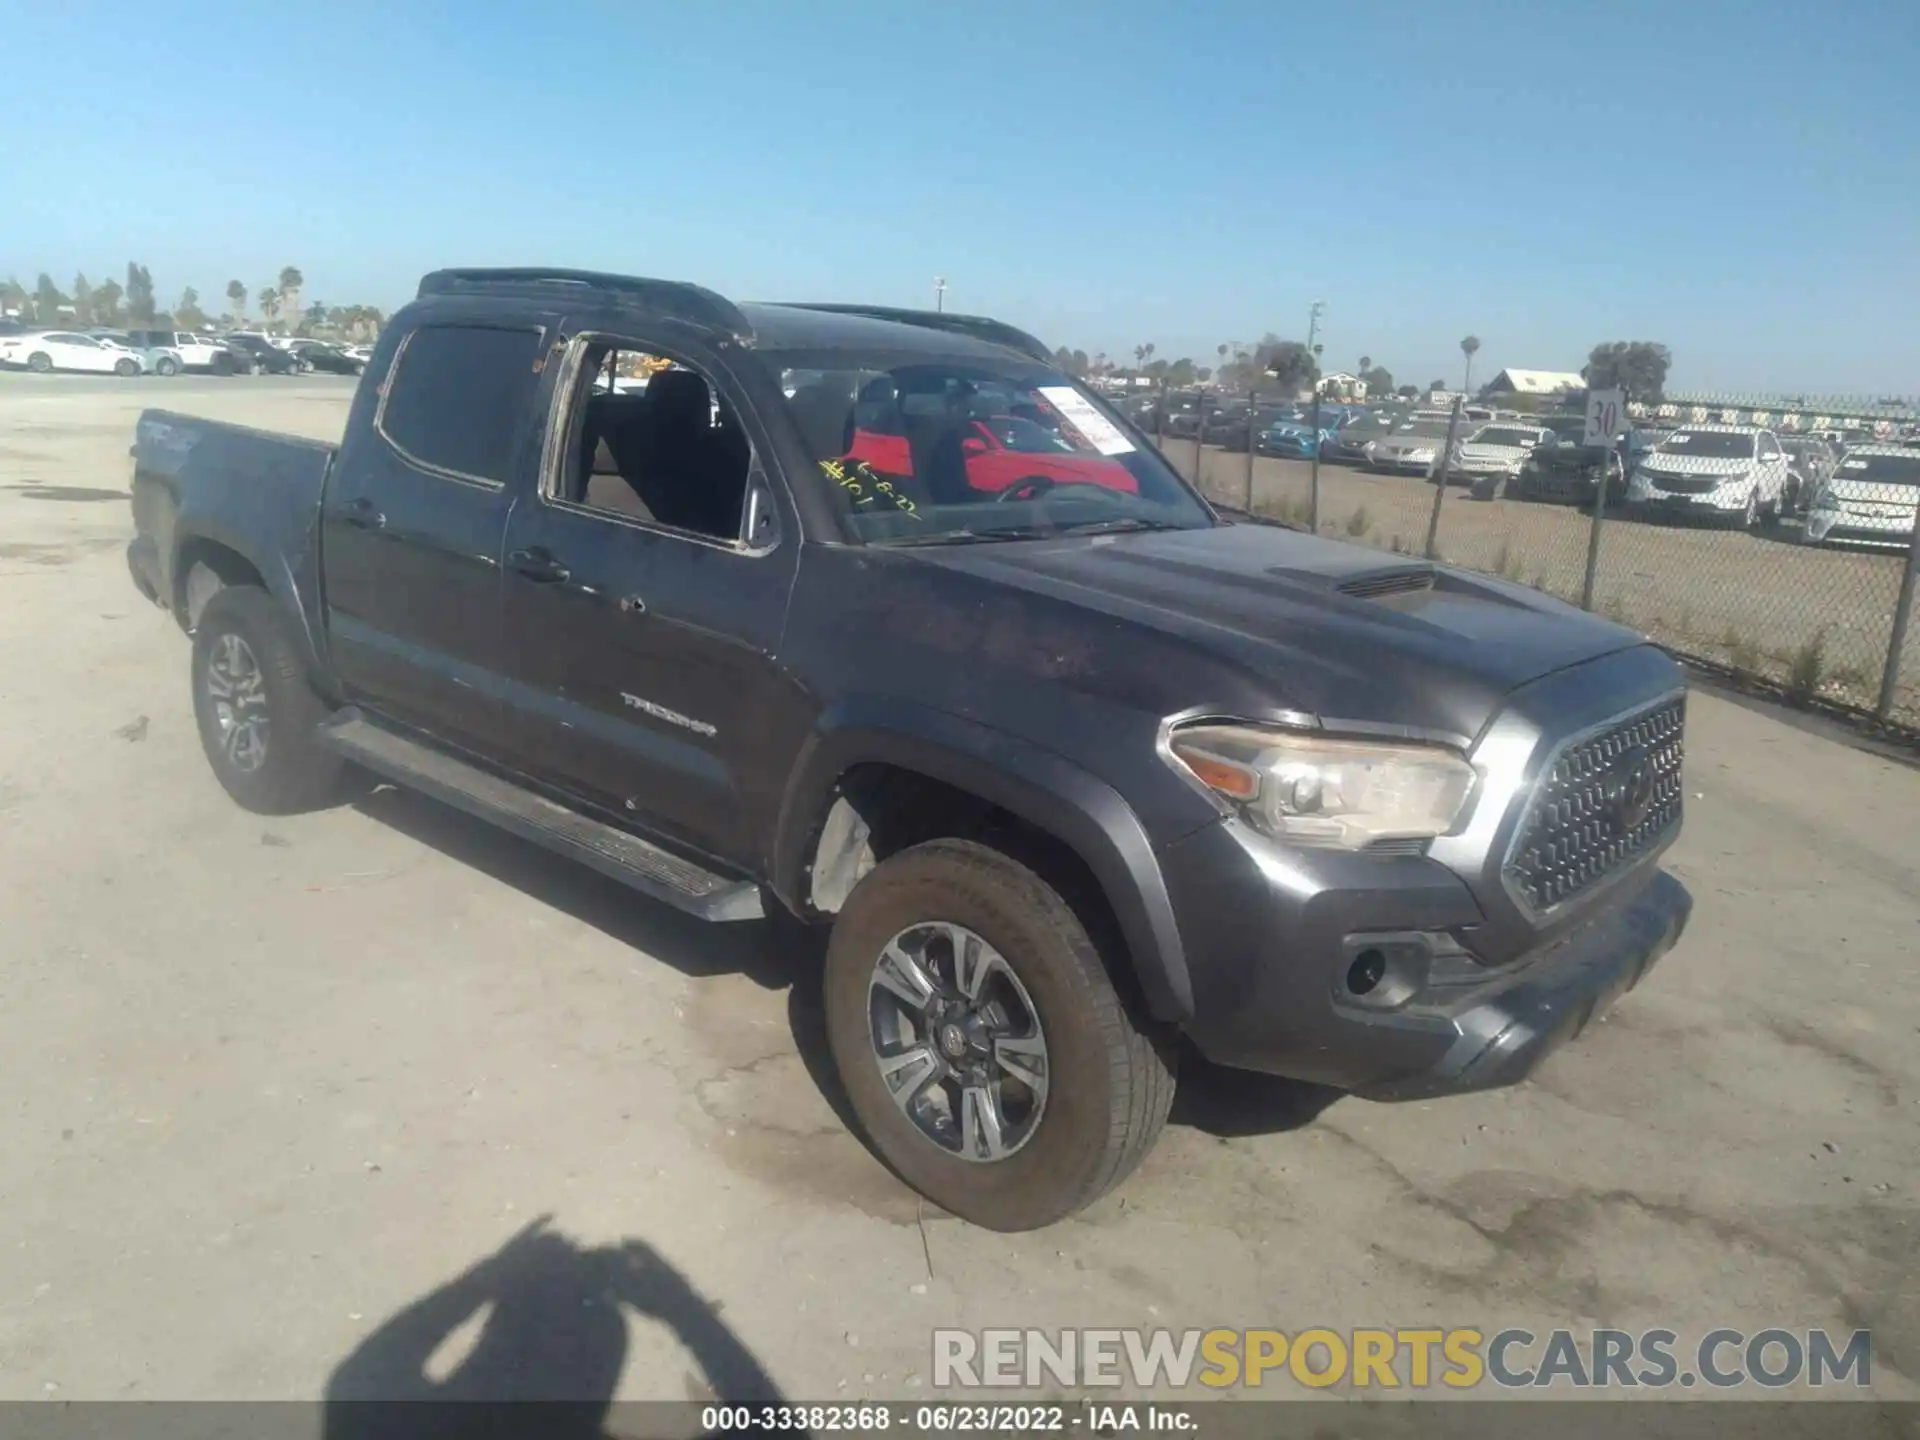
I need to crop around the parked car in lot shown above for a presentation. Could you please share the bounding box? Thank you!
[1320,410,1400,465]
[1257,407,1355,459]
[1625,425,1793,529]
[220,333,301,374]
[1363,415,1460,474]
[119,329,238,374]
[95,329,191,376]
[1781,436,1840,516]
[125,266,1693,1231]
[0,330,147,375]
[287,340,366,375]
[1454,424,1553,496]
[1508,425,1655,508]
[1801,445,1920,547]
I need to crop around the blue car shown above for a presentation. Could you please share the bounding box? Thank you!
[1258,421,1329,458]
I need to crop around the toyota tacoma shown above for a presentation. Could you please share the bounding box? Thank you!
[125,268,1693,1231]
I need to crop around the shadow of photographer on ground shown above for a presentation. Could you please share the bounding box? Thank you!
[324,1217,784,1440]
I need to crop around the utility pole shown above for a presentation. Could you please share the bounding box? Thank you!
[1307,300,1326,533]
[933,277,947,313]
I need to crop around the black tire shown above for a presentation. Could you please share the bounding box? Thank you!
[211,353,234,375]
[27,351,52,373]
[114,357,140,377]
[155,355,180,377]
[190,586,343,814]
[823,838,1174,1231]
[1741,488,1761,530]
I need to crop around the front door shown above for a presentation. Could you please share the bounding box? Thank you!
[497,333,803,867]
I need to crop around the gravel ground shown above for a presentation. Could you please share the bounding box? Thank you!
[1,374,1915,1407]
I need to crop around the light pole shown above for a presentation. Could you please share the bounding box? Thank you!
[1307,300,1326,532]
[933,277,947,313]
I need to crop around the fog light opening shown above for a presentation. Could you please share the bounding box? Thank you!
[1347,948,1387,997]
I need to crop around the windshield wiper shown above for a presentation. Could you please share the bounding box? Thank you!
[1044,515,1189,536]
[879,516,1190,547]
[875,525,1060,547]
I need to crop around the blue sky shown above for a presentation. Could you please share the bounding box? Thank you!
[5,0,1916,394]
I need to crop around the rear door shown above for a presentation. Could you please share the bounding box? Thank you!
[321,318,554,759]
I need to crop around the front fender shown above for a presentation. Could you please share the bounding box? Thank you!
[770,698,1195,1022]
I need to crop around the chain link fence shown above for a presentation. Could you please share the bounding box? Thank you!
[1171,391,1920,735]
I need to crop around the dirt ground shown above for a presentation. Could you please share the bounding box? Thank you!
[2,375,1915,1406]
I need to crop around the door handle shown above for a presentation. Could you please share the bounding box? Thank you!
[507,547,572,584]
[618,594,647,615]
[339,497,385,530]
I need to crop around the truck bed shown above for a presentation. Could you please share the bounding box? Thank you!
[127,408,337,658]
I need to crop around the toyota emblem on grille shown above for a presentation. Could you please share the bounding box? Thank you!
[1607,744,1657,831]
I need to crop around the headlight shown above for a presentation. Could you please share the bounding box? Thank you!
[1165,725,1475,849]
[1408,448,1435,463]
[1362,441,1378,459]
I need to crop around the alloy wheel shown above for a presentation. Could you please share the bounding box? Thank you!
[205,632,270,772]
[867,921,1049,1163]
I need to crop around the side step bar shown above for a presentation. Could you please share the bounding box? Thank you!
[318,709,764,922]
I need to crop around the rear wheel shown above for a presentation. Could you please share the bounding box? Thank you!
[113,357,140,377]
[823,838,1175,1231]
[190,586,343,814]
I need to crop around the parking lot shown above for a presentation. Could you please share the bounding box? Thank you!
[3,375,1917,1402]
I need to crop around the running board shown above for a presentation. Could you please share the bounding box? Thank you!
[318,710,764,922]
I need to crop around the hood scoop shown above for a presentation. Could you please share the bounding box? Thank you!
[1336,564,1436,600]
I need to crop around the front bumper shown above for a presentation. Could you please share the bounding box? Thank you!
[1155,645,1692,1100]
[1159,816,1689,1097]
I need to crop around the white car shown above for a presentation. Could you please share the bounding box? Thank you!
[1802,445,1920,548]
[1626,425,1793,529]
[0,330,148,375]
[1455,423,1553,496]
[133,329,236,373]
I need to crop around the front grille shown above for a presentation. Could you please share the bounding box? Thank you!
[1646,473,1717,494]
[1504,696,1685,916]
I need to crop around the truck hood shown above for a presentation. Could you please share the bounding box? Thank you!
[905,522,1646,745]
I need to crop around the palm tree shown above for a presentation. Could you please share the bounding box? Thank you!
[226,280,246,322]
[1460,335,1481,394]
[1132,344,1147,375]
[258,287,281,327]
[278,266,304,326]
[1359,354,1372,375]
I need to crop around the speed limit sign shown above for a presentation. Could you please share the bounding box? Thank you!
[1584,389,1624,446]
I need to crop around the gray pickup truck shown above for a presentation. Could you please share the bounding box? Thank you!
[126,268,1692,1230]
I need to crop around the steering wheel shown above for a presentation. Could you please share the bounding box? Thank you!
[994,476,1116,504]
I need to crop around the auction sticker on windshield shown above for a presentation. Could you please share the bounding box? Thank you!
[1039,387,1136,456]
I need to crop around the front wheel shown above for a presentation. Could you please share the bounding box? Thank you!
[823,838,1175,1231]
[190,586,344,814]
[1742,488,1761,531]
[155,355,180,377]
[27,351,53,373]
[113,357,140,377]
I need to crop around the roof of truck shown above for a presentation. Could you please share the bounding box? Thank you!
[414,268,1051,365]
